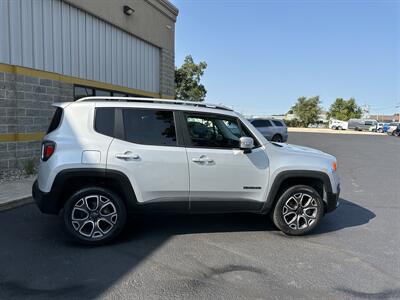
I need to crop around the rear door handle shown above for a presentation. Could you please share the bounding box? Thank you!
[192,155,214,164]
[115,151,140,161]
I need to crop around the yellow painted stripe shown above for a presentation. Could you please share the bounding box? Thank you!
[0,132,46,142]
[162,94,175,100]
[0,63,173,99]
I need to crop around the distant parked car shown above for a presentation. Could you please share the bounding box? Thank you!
[348,119,377,131]
[369,122,385,132]
[330,119,348,130]
[387,122,400,135]
[383,123,392,133]
[248,118,288,142]
[389,124,400,137]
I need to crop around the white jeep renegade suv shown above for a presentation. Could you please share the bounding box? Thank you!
[33,97,340,245]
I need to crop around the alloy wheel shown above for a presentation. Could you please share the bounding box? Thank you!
[71,195,118,239]
[282,192,318,230]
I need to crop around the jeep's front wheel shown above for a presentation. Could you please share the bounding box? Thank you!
[272,185,324,235]
[63,187,127,245]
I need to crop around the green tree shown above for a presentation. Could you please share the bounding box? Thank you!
[327,98,362,121]
[175,55,207,101]
[291,96,322,127]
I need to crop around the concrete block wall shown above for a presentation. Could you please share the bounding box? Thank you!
[160,48,175,98]
[0,71,73,170]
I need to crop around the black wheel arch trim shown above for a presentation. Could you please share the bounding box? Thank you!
[33,168,138,215]
[261,170,337,214]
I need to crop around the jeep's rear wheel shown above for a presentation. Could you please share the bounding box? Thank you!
[63,187,127,245]
[272,185,324,235]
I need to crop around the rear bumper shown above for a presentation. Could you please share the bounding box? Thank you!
[32,180,59,214]
[326,184,340,213]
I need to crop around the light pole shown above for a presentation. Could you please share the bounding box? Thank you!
[396,103,400,122]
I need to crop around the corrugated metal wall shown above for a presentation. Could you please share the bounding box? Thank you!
[0,0,160,93]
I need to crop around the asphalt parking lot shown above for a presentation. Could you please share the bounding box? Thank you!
[0,133,399,300]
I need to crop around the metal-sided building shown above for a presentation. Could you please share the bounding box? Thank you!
[0,0,178,169]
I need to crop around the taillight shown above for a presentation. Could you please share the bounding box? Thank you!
[41,141,56,161]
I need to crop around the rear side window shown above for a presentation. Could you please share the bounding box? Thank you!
[122,109,177,146]
[272,120,284,127]
[95,108,115,137]
[47,107,63,134]
[251,119,272,127]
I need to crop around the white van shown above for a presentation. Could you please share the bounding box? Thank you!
[330,119,348,130]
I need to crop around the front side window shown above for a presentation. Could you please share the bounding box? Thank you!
[272,120,284,127]
[123,109,177,146]
[185,114,254,149]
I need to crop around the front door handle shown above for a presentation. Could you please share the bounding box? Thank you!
[192,155,214,164]
[115,151,140,161]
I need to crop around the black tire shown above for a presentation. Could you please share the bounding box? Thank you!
[63,186,127,245]
[331,126,337,130]
[272,185,324,236]
[378,128,383,133]
[272,134,283,142]
[337,126,343,130]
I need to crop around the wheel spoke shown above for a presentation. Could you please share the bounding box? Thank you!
[97,218,114,234]
[285,196,299,210]
[79,220,95,237]
[303,207,317,219]
[99,202,117,217]
[284,212,297,225]
[92,222,104,238]
[297,215,308,229]
[85,195,99,211]
[300,194,312,207]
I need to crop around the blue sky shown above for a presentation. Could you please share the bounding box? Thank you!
[171,0,399,116]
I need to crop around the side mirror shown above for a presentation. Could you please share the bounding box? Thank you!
[240,137,254,153]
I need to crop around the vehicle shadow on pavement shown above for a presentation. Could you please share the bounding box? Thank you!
[311,198,376,235]
[117,197,375,241]
[0,200,375,299]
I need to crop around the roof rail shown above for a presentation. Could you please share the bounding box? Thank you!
[75,96,233,111]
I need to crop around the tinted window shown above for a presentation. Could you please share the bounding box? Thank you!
[95,108,115,137]
[264,120,272,127]
[186,114,254,149]
[95,89,112,96]
[74,86,94,100]
[272,120,284,127]
[47,107,63,133]
[123,109,176,146]
[251,119,272,127]
[113,92,127,97]
[365,121,373,126]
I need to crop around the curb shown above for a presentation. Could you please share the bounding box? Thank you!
[288,128,387,135]
[0,196,33,212]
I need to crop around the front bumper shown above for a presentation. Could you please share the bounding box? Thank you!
[32,180,59,214]
[326,184,340,213]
